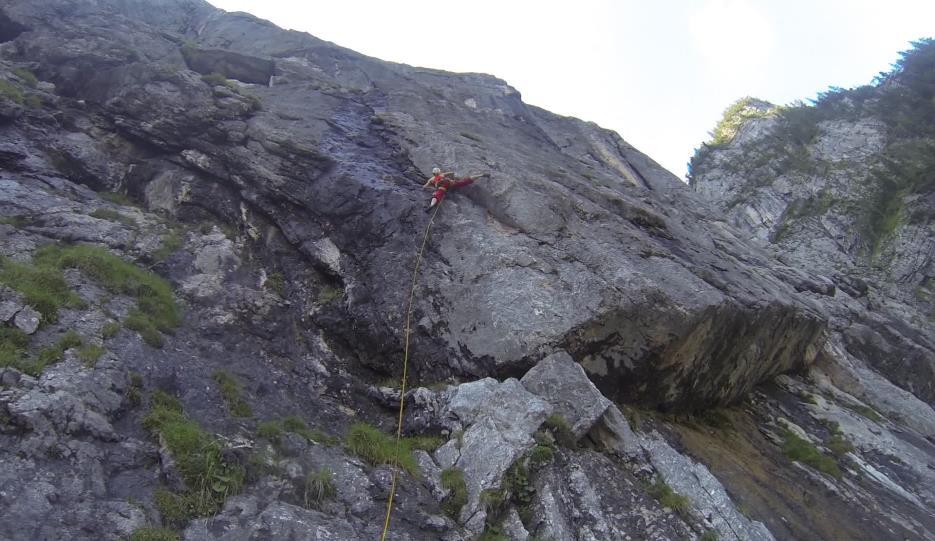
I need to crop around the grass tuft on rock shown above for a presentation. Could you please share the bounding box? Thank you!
[344,422,421,476]
[26,330,83,376]
[647,477,690,513]
[129,527,179,541]
[265,415,340,446]
[544,413,576,448]
[27,244,180,348]
[143,390,245,527]
[77,344,106,367]
[89,208,137,228]
[0,255,85,323]
[212,369,252,417]
[781,429,842,478]
[302,468,336,509]
[440,467,468,518]
[102,321,121,339]
[152,229,184,262]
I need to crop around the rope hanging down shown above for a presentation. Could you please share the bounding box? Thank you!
[380,201,443,541]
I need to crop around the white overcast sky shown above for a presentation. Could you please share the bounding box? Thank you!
[207,0,934,179]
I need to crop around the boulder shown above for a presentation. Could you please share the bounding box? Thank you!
[520,350,612,438]
[12,305,39,334]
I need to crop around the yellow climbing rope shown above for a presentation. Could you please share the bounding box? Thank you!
[380,202,442,541]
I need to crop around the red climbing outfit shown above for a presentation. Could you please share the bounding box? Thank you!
[429,174,474,203]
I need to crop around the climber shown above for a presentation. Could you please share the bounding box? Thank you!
[423,167,488,211]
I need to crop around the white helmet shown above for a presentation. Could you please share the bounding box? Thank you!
[432,167,441,175]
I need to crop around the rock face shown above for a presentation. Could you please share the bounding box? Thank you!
[0,1,933,540]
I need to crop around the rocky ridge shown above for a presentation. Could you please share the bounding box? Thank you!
[0,1,932,540]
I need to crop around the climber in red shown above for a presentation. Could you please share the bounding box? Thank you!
[423,167,488,212]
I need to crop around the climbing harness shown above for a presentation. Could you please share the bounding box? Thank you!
[380,200,443,541]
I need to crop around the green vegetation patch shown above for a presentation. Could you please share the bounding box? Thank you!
[259,416,339,447]
[709,97,777,147]
[0,254,86,324]
[102,321,121,339]
[212,370,252,417]
[15,330,83,377]
[98,191,136,206]
[0,79,24,105]
[0,216,28,227]
[264,272,285,296]
[440,467,468,518]
[143,390,245,527]
[543,414,576,448]
[344,422,423,476]
[781,429,842,478]
[12,68,38,88]
[153,229,184,262]
[826,432,855,457]
[89,208,137,228]
[129,527,179,541]
[318,285,344,304]
[646,477,690,513]
[77,344,106,367]
[257,420,285,443]
[842,402,884,423]
[127,371,144,407]
[33,244,180,348]
[302,468,336,509]
[477,529,508,541]
[0,327,31,371]
[701,530,720,541]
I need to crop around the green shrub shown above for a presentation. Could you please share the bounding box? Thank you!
[647,477,690,513]
[0,254,85,324]
[440,467,467,518]
[701,530,720,541]
[12,68,38,87]
[781,429,842,478]
[302,468,336,509]
[143,391,244,526]
[212,369,251,417]
[89,208,137,228]
[344,422,420,476]
[77,344,105,367]
[129,527,179,541]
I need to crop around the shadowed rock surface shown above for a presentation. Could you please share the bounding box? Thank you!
[0,1,933,540]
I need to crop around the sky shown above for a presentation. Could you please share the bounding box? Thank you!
[206,0,935,179]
